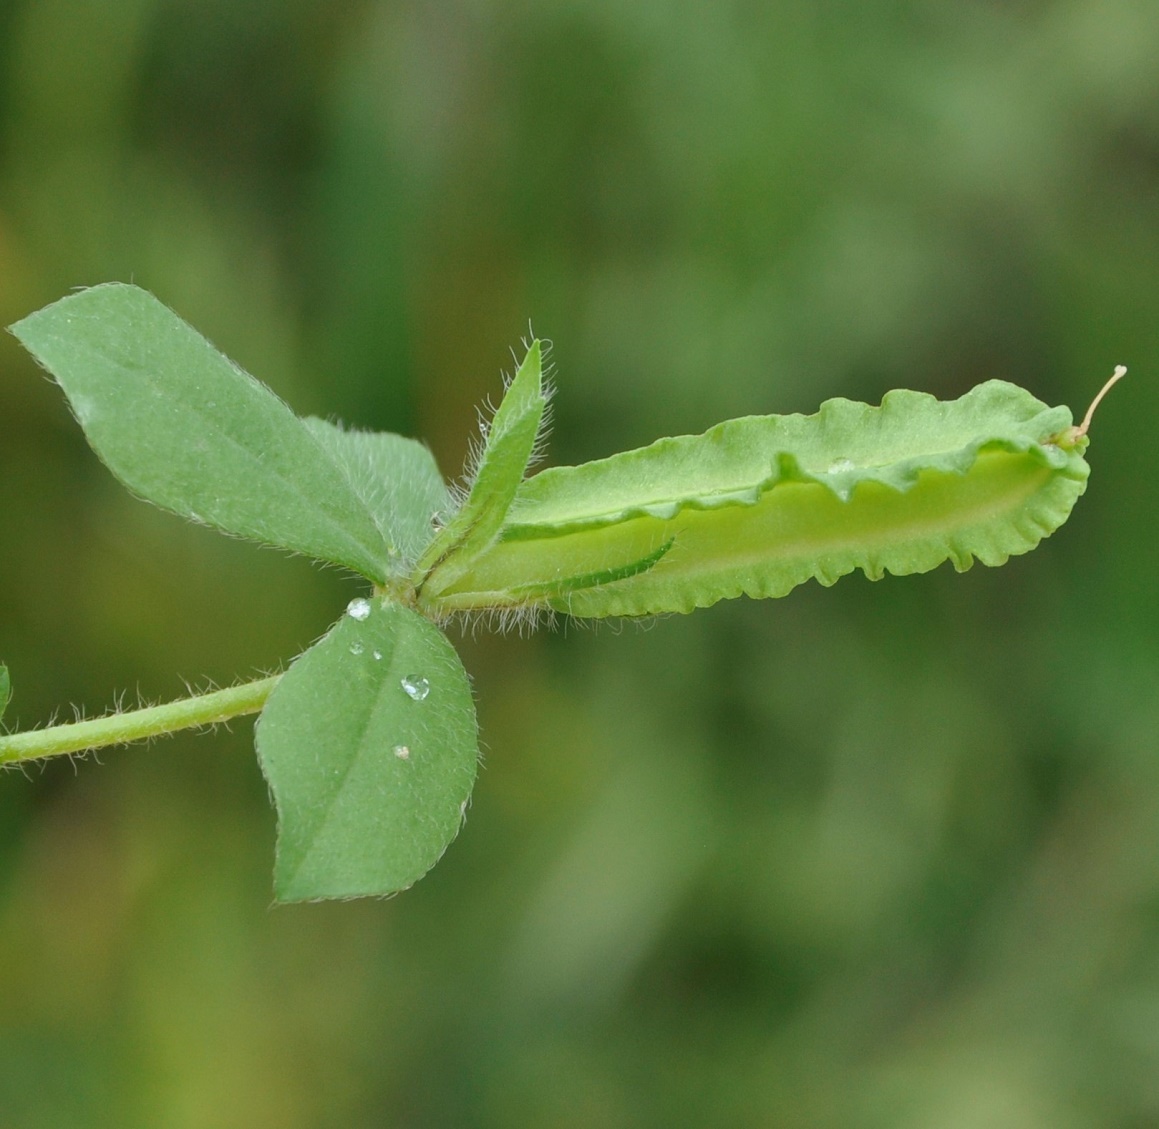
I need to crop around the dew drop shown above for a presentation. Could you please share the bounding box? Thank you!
[349,641,364,656]
[400,676,430,701]
[393,745,411,760]
[372,650,383,661]
[346,597,372,621]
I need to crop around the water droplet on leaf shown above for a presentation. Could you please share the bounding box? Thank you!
[400,676,430,701]
[346,598,371,621]
[393,745,410,760]
[372,650,382,661]
[349,641,364,656]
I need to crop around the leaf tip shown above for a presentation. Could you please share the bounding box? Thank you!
[511,337,545,401]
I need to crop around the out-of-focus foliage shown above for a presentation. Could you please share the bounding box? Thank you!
[0,1,1156,1125]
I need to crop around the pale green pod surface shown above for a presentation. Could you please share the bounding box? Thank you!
[429,381,1090,617]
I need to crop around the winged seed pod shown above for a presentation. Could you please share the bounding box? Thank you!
[420,376,1102,619]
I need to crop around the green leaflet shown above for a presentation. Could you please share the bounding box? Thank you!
[0,666,9,723]
[425,381,1090,617]
[303,418,451,571]
[255,599,478,902]
[9,284,393,582]
[415,341,547,598]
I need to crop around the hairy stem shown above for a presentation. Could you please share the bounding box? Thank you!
[0,676,280,765]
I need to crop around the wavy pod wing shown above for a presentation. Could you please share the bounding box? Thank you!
[427,381,1090,617]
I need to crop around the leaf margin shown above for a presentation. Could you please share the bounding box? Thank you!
[255,598,479,903]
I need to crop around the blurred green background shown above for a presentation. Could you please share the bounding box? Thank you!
[1,1,1157,1125]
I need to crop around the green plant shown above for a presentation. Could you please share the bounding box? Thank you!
[0,284,1116,901]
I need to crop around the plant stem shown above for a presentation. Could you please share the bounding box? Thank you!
[0,675,280,765]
